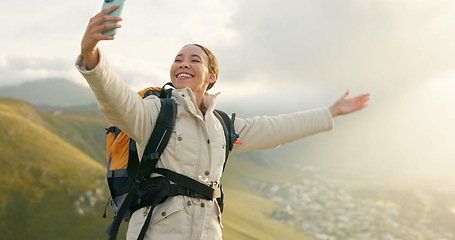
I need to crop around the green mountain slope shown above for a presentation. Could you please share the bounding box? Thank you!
[0,98,110,239]
[39,104,108,164]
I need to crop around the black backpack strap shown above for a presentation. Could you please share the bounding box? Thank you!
[106,97,177,240]
[159,82,174,99]
[153,167,214,200]
[136,98,177,182]
[137,185,170,240]
[213,110,239,169]
[105,126,122,136]
[213,110,239,213]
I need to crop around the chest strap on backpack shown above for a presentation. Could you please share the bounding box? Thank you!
[169,183,221,199]
[153,168,215,199]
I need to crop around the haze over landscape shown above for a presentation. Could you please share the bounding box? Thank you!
[3,0,453,182]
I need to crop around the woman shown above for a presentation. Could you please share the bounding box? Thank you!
[76,5,370,240]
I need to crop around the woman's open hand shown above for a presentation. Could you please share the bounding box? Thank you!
[329,90,370,117]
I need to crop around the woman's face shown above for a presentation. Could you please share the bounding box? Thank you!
[170,45,216,95]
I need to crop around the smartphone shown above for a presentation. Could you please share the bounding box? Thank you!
[101,0,125,36]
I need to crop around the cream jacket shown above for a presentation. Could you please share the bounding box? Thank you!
[75,51,333,240]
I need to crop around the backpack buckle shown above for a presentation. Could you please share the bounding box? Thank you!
[213,186,222,199]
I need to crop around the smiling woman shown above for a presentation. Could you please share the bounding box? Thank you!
[75,3,370,240]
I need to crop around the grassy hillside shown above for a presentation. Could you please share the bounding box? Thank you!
[0,98,113,239]
[39,104,108,164]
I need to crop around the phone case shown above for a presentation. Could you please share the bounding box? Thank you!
[101,0,125,36]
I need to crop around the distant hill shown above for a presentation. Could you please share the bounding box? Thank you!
[0,78,96,107]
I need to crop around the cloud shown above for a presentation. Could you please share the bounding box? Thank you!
[0,54,170,91]
[0,56,81,87]
[204,0,455,181]
[214,0,455,93]
[2,0,453,107]
[0,57,8,68]
[2,0,454,92]
[5,0,449,108]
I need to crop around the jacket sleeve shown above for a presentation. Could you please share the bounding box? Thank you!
[231,108,333,153]
[75,51,160,147]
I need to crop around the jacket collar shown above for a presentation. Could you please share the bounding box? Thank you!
[173,88,220,116]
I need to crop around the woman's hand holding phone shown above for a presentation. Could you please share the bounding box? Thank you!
[101,0,125,36]
[80,5,123,70]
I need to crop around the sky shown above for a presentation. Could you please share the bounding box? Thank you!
[1,0,455,183]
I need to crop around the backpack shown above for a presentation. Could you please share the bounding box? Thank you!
[103,83,239,240]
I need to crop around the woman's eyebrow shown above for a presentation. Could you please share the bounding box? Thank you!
[191,54,202,60]
[175,54,203,60]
